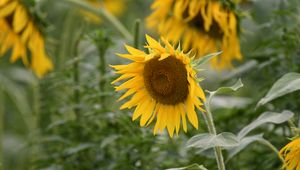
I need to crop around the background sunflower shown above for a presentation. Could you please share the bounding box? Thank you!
[0,0,53,77]
[147,0,242,69]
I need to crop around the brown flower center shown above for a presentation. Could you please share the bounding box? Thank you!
[143,56,189,105]
[189,14,223,40]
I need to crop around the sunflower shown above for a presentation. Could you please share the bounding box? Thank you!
[82,0,125,23]
[0,0,53,77]
[111,35,206,137]
[280,137,300,170]
[147,0,242,69]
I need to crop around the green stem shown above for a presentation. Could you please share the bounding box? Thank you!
[0,86,3,170]
[288,119,300,136]
[203,102,226,170]
[259,139,284,163]
[61,0,133,41]
[98,47,106,106]
[30,81,40,166]
[74,41,81,120]
[133,19,141,49]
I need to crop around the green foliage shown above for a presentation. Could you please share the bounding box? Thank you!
[1,0,300,169]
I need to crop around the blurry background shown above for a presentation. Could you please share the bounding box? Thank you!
[1,0,300,169]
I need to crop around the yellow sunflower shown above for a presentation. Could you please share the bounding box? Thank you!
[147,0,242,69]
[0,0,53,77]
[82,0,125,23]
[111,35,206,137]
[280,137,300,170]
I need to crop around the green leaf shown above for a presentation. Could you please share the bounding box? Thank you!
[257,72,300,107]
[210,96,252,109]
[192,51,222,68]
[64,143,94,156]
[207,79,243,104]
[187,132,239,150]
[227,134,264,161]
[165,163,208,170]
[237,110,294,139]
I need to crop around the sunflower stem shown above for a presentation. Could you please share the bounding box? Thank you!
[203,102,226,170]
[0,86,3,169]
[98,43,107,107]
[73,40,81,120]
[258,139,284,163]
[133,19,141,49]
[60,0,133,41]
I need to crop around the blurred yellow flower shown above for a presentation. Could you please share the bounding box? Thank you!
[280,137,300,170]
[0,0,53,77]
[111,35,206,137]
[83,0,125,23]
[147,0,242,69]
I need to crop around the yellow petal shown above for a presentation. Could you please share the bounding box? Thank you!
[186,95,199,129]
[115,76,143,91]
[111,73,137,84]
[10,39,28,65]
[13,5,28,33]
[140,99,156,126]
[0,1,17,18]
[159,53,170,60]
[118,88,137,101]
[0,0,10,7]
[21,21,33,43]
[145,34,165,52]
[116,53,145,62]
[0,32,15,55]
[179,103,187,132]
[120,91,147,109]
[125,44,146,55]
[166,106,175,137]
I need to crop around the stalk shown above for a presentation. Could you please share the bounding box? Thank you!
[0,86,3,170]
[259,139,284,163]
[133,19,141,49]
[203,101,226,170]
[73,41,81,120]
[98,45,106,106]
[61,0,133,41]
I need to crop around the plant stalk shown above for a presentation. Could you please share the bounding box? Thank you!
[0,86,3,170]
[74,41,81,120]
[98,46,106,106]
[203,102,226,170]
[61,0,133,41]
[259,139,284,163]
[133,19,141,49]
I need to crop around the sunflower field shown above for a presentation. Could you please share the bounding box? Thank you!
[1,0,300,169]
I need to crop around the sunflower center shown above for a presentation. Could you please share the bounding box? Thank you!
[143,56,189,105]
[189,14,223,40]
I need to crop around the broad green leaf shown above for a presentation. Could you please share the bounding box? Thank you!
[222,60,258,81]
[211,96,252,109]
[206,79,243,106]
[166,163,208,170]
[100,135,120,148]
[257,72,300,107]
[187,132,239,150]
[237,110,294,139]
[0,73,34,131]
[192,51,222,68]
[227,134,264,161]
[64,143,94,156]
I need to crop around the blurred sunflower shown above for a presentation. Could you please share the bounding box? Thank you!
[0,0,53,77]
[280,137,300,170]
[82,0,125,23]
[147,0,242,69]
[111,35,206,137]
